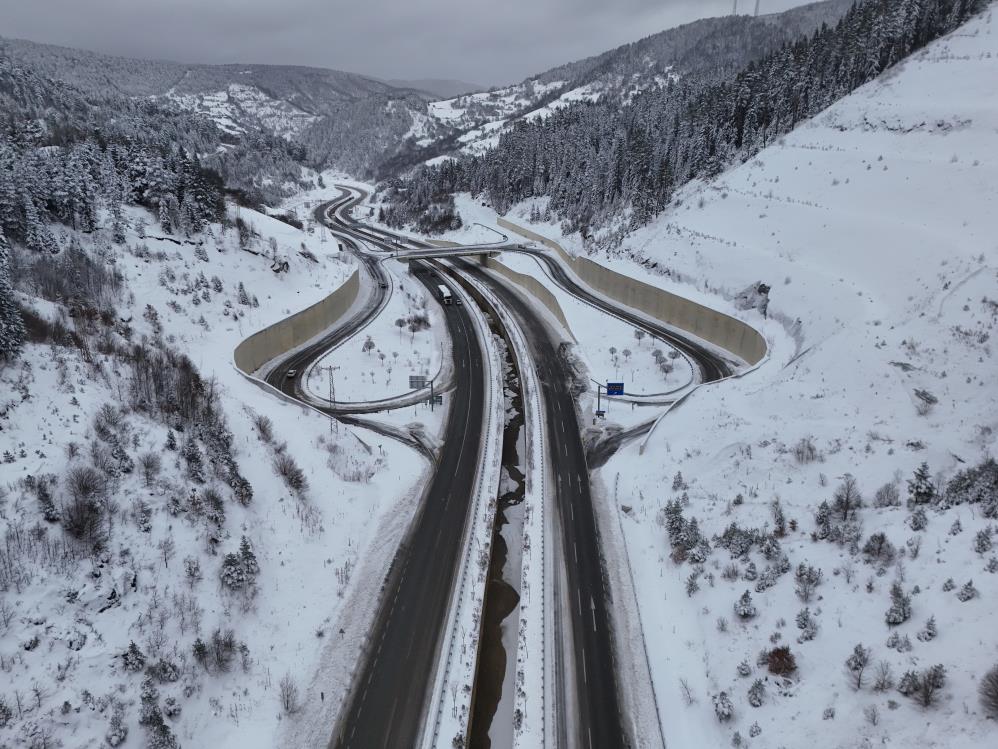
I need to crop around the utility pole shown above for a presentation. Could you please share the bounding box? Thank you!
[732,0,738,15]
[755,0,761,17]
[323,365,340,435]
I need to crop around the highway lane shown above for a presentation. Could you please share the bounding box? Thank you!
[329,263,488,748]
[320,196,495,748]
[455,258,629,749]
[258,188,492,747]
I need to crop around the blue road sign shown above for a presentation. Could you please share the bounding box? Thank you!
[607,382,624,396]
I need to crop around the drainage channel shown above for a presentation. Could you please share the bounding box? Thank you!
[468,303,526,749]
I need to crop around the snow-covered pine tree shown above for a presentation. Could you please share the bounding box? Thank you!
[0,228,25,361]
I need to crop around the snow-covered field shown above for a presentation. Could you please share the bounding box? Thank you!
[0,201,432,747]
[303,258,446,404]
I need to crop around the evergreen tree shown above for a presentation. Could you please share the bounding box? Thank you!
[0,229,26,361]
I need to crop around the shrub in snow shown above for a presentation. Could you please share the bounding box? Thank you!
[916,616,937,642]
[908,507,928,531]
[794,563,823,602]
[220,541,259,592]
[734,590,757,620]
[988,557,998,574]
[686,573,700,597]
[744,561,757,581]
[956,580,978,602]
[942,577,956,592]
[943,458,998,517]
[846,643,872,689]
[885,582,912,626]
[886,632,912,653]
[715,522,760,559]
[767,646,797,676]
[274,452,308,494]
[748,679,766,707]
[863,532,897,566]
[796,607,818,642]
[122,641,146,672]
[874,481,901,508]
[182,436,205,484]
[749,722,761,738]
[163,697,181,719]
[907,462,935,507]
[737,660,752,677]
[105,710,127,747]
[165,430,177,451]
[672,471,686,492]
[974,528,993,555]
[793,437,819,464]
[771,499,787,537]
[979,664,998,719]
[0,697,11,728]
[152,659,180,683]
[950,518,963,535]
[899,665,947,708]
[713,691,734,722]
[823,707,835,720]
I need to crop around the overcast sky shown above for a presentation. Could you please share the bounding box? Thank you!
[3,0,818,86]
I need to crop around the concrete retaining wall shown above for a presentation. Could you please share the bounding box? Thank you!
[482,257,578,343]
[497,218,767,365]
[233,270,361,375]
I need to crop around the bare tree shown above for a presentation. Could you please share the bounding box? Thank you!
[138,452,162,487]
[872,660,894,692]
[279,673,300,714]
[832,474,863,521]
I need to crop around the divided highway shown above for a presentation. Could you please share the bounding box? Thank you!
[456,259,627,749]
[262,188,494,748]
[296,185,744,748]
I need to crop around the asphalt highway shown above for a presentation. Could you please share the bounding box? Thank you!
[261,188,491,748]
[328,263,487,748]
[456,259,629,749]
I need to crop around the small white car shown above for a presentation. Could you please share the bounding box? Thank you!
[286,369,297,379]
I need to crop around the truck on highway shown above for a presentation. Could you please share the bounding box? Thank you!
[438,284,452,305]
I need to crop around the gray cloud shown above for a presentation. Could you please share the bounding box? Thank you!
[3,0,817,86]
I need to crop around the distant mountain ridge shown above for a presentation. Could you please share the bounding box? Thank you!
[0,1,853,179]
[386,78,484,99]
[381,0,855,175]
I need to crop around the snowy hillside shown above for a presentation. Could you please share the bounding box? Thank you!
[525,8,998,748]
[0,200,440,747]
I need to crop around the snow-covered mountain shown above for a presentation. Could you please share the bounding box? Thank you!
[383,0,854,173]
[0,36,438,177]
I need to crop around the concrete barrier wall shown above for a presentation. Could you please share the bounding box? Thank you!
[497,218,766,365]
[482,257,578,342]
[234,270,361,375]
